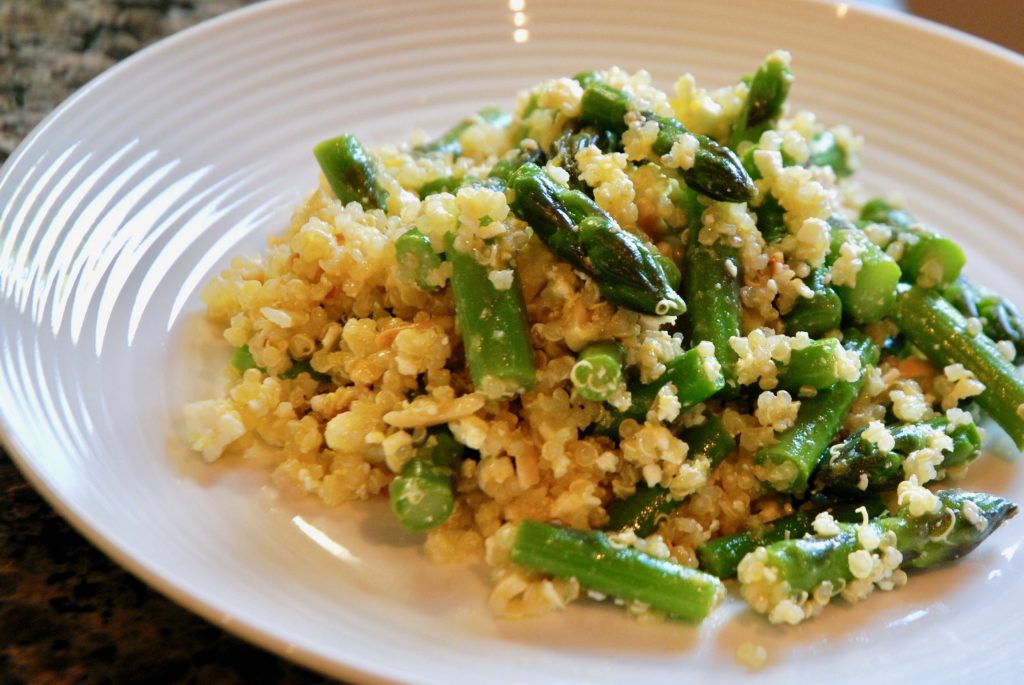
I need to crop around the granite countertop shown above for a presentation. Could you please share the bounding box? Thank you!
[1,3,338,682]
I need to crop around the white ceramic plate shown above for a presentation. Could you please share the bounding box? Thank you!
[3,0,1024,682]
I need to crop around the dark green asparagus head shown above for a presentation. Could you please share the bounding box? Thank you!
[578,82,755,203]
[647,114,754,203]
[890,489,1018,569]
[507,163,685,316]
[578,214,686,316]
[507,162,593,267]
[730,52,794,148]
[551,126,619,191]
[685,134,757,204]
[814,418,983,496]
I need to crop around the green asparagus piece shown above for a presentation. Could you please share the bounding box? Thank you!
[890,286,1024,449]
[697,496,887,578]
[572,70,601,88]
[417,175,505,198]
[740,489,1016,602]
[413,106,512,157]
[313,134,387,210]
[389,429,466,531]
[551,126,619,191]
[232,344,260,373]
[278,358,332,383]
[682,226,742,394]
[654,252,682,291]
[756,331,879,493]
[578,82,755,202]
[570,340,626,402]
[510,519,725,621]
[598,346,726,436]
[605,413,735,536]
[807,130,856,178]
[776,337,860,391]
[418,176,469,197]
[487,145,547,182]
[231,346,330,382]
[814,416,983,496]
[446,233,536,396]
[604,484,680,537]
[782,267,843,337]
[859,198,966,288]
[944,276,1024,364]
[891,489,1017,568]
[753,191,788,245]
[740,145,795,244]
[827,215,902,324]
[729,52,794,149]
[395,228,443,291]
[677,412,736,469]
[507,163,685,316]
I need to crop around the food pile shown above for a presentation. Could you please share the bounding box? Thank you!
[184,51,1021,628]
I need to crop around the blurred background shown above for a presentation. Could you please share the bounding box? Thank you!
[0,0,1020,683]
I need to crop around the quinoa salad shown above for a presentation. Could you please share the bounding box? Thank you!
[183,52,1021,635]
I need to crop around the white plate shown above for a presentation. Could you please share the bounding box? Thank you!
[3,0,1024,682]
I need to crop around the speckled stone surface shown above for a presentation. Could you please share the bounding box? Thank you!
[1,3,339,682]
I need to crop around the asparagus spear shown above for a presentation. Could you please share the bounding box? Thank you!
[755,331,879,493]
[944,276,1024,364]
[507,162,685,316]
[738,144,796,245]
[682,225,742,394]
[419,142,548,198]
[604,484,680,537]
[605,413,735,536]
[389,429,466,531]
[413,106,512,157]
[775,337,862,391]
[395,228,443,291]
[231,346,330,382]
[752,191,788,245]
[782,267,843,337]
[578,82,755,202]
[509,519,726,621]
[418,175,505,198]
[890,286,1024,449]
[737,489,1017,624]
[807,130,857,178]
[859,198,966,288]
[597,344,725,436]
[570,340,626,402]
[729,52,794,149]
[446,234,536,397]
[313,134,387,210]
[550,126,619,192]
[826,214,902,324]
[814,416,983,496]
[488,145,547,183]
[677,412,736,469]
[697,496,887,578]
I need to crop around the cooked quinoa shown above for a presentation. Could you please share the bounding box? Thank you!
[183,53,1020,627]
